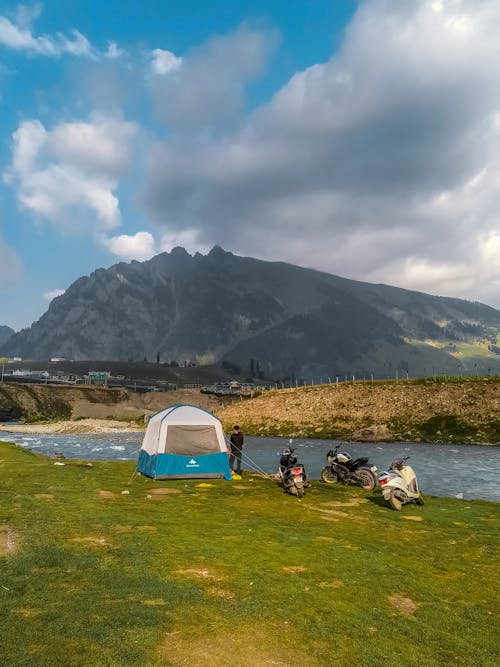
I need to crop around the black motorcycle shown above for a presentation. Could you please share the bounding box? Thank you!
[321,444,377,490]
[279,446,309,498]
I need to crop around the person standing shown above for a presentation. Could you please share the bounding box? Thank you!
[229,425,244,475]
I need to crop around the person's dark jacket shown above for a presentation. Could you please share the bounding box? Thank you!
[230,431,244,452]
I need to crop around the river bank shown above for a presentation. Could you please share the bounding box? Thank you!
[1,430,499,501]
[0,383,225,422]
[0,418,144,435]
[1,377,499,444]
[219,377,500,444]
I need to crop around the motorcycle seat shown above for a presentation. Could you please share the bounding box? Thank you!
[352,457,369,467]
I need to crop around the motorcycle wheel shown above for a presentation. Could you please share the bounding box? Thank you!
[354,470,375,490]
[388,491,403,511]
[415,494,425,506]
[321,466,338,484]
[296,486,304,499]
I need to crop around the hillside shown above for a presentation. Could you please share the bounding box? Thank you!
[1,378,498,445]
[2,247,500,378]
[0,325,14,346]
[218,377,500,444]
[0,384,225,423]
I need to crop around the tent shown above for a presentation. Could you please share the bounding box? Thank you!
[137,404,232,480]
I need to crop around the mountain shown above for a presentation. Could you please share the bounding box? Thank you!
[0,325,15,347]
[2,247,500,378]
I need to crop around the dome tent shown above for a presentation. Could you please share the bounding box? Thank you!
[137,404,232,480]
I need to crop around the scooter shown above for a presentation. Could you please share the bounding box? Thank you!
[321,444,377,490]
[378,456,424,510]
[279,444,309,499]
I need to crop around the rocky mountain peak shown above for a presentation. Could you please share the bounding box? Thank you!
[1,248,500,378]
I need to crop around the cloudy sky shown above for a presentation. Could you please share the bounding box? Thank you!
[1,0,500,330]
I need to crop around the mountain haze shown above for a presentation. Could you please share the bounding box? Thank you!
[0,325,15,347]
[2,247,500,378]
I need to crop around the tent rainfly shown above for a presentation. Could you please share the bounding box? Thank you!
[137,404,232,480]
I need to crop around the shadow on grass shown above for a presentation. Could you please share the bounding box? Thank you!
[365,491,390,508]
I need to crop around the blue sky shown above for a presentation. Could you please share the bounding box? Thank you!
[1,0,500,330]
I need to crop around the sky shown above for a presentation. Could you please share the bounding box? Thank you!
[1,0,500,331]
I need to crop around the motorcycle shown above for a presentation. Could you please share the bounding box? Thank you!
[320,444,377,490]
[279,444,309,499]
[378,456,424,510]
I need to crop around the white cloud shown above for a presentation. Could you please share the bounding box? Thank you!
[13,3,42,29]
[150,25,277,129]
[150,48,182,75]
[0,15,95,57]
[141,1,500,309]
[0,6,122,59]
[105,41,124,60]
[43,288,65,301]
[104,232,156,261]
[159,229,211,256]
[5,113,138,231]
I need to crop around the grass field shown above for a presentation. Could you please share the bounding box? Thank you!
[1,441,499,666]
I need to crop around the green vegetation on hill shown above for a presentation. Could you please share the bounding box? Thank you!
[0,441,498,666]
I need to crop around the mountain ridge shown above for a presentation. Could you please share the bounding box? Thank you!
[0,325,15,348]
[2,247,500,378]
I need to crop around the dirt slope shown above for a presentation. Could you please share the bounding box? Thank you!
[1,378,498,444]
[0,383,225,423]
[218,378,500,444]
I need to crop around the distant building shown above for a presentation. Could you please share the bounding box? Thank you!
[86,372,110,386]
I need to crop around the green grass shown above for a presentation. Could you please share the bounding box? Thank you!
[450,341,498,359]
[1,441,499,667]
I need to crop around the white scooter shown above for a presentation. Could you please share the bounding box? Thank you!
[378,457,424,511]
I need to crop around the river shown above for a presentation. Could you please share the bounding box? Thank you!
[1,431,498,502]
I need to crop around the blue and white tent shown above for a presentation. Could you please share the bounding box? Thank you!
[137,404,232,480]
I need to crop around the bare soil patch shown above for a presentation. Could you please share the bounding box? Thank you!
[309,498,368,520]
[388,594,419,616]
[320,498,368,508]
[174,568,225,582]
[207,587,236,601]
[0,525,16,556]
[318,580,344,589]
[98,490,117,499]
[310,507,350,518]
[147,488,182,495]
[161,623,321,667]
[15,607,41,618]
[282,566,307,573]
[113,524,132,533]
[69,536,108,546]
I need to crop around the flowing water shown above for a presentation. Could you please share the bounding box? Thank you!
[1,431,498,502]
